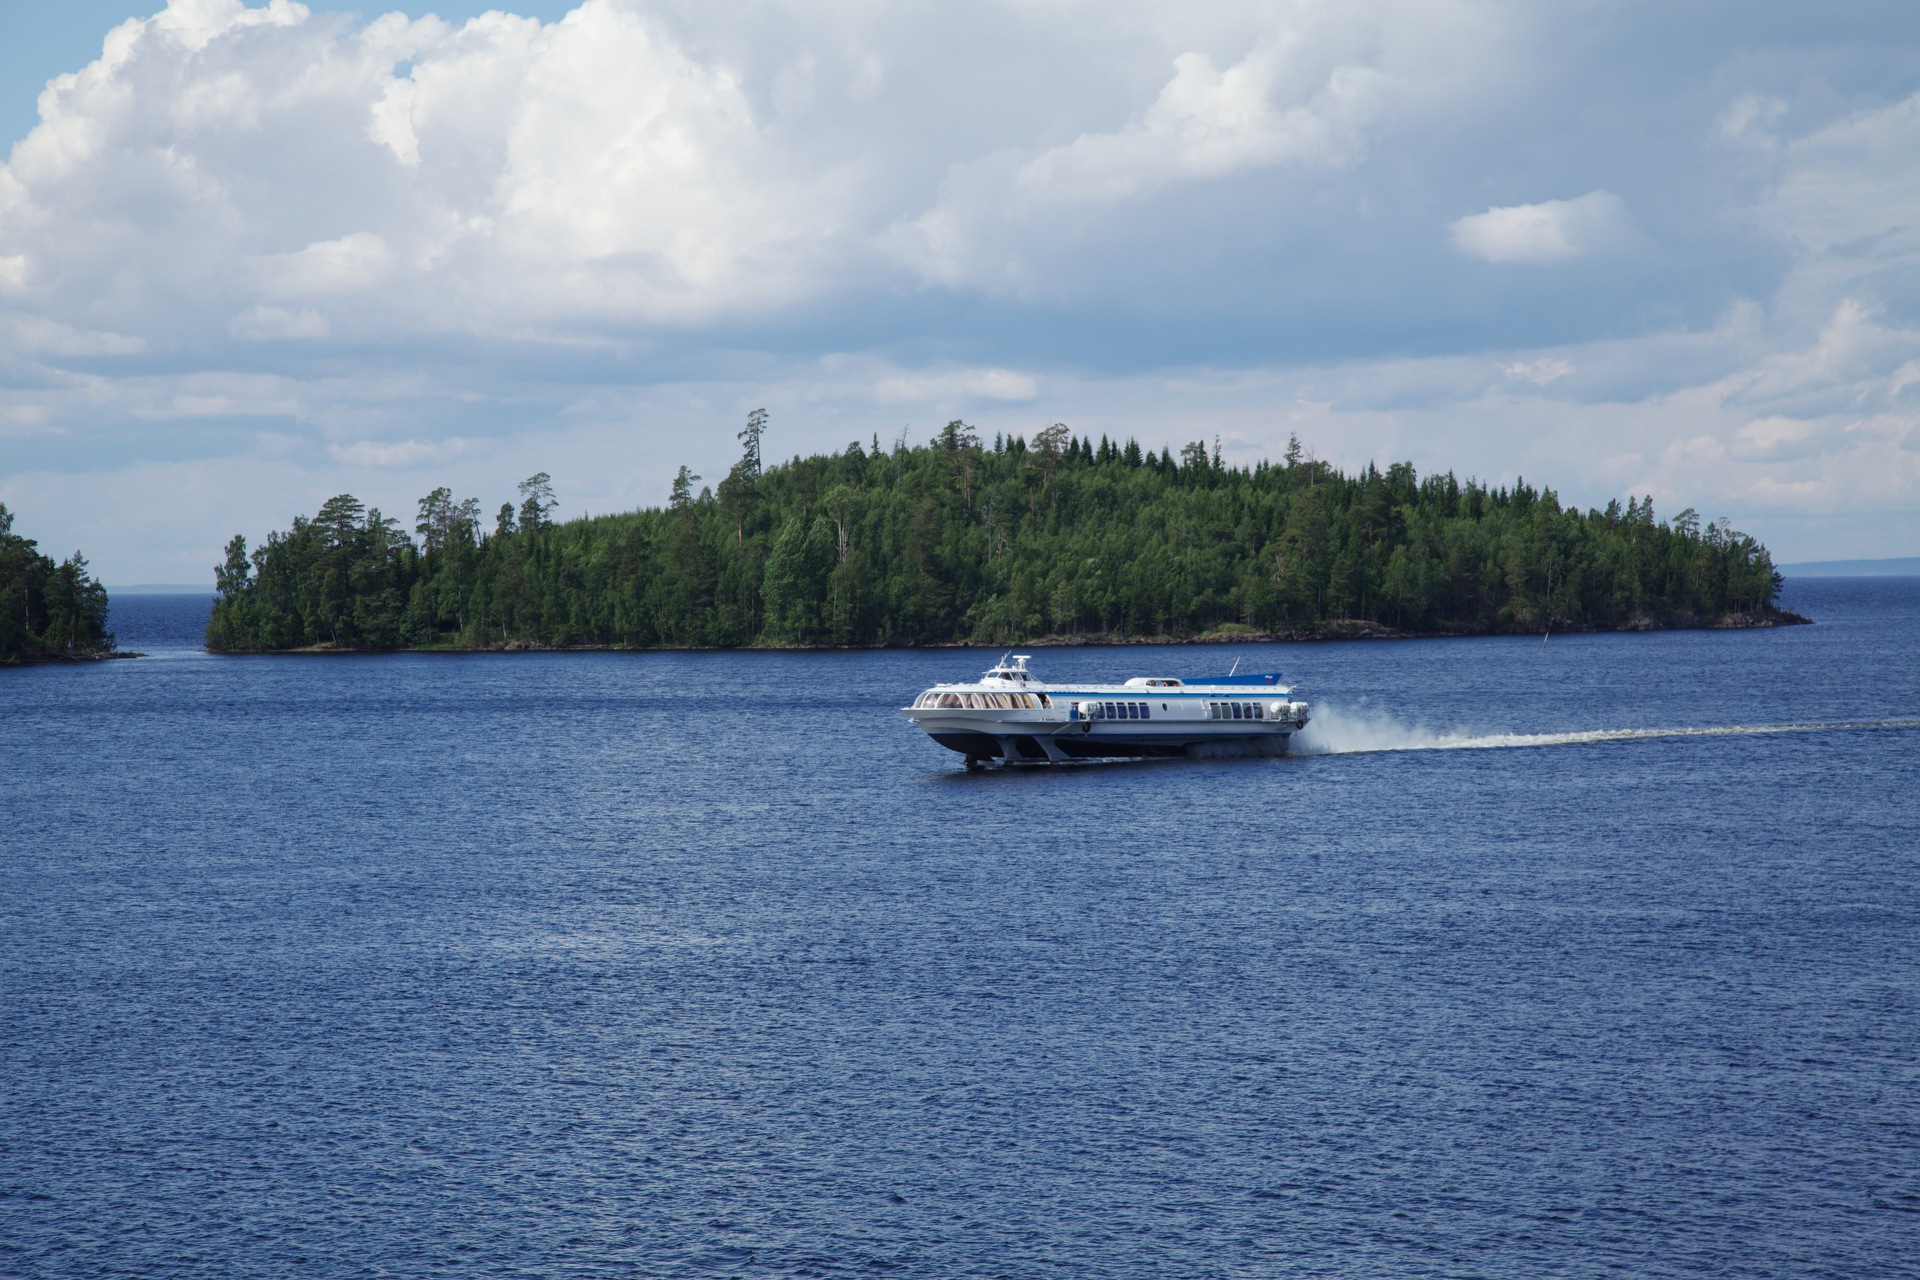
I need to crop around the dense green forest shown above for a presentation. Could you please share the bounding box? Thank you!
[206,421,1791,652]
[0,503,114,663]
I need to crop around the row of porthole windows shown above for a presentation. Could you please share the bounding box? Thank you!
[913,691,1050,710]
[1088,701,1150,720]
[1208,701,1265,720]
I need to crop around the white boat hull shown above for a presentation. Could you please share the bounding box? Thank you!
[905,715,1302,762]
[903,663,1309,763]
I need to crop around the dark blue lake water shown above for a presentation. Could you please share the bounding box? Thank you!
[4,582,1917,1279]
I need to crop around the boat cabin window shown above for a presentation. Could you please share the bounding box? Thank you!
[929,690,1051,711]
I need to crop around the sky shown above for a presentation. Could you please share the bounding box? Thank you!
[2,0,1918,584]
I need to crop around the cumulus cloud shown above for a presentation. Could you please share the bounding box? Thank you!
[887,0,1496,289]
[1450,190,1628,264]
[1501,357,1573,385]
[885,35,1377,289]
[0,0,864,343]
[0,0,1523,343]
[1011,48,1374,208]
[5,0,1920,576]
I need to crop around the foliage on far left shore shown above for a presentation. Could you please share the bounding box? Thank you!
[0,504,115,664]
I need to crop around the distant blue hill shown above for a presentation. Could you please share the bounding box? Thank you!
[106,584,215,594]
[1778,556,1920,577]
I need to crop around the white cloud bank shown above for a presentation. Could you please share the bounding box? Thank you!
[1450,190,1628,264]
[1,0,865,339]
[3,0,1920,578]
[885,0,1501,290]
[0,0,1504,336]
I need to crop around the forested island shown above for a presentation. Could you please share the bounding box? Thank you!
[206,421,1798,653]
[1,504,115,664]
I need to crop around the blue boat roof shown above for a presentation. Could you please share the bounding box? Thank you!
[1197,672,1285,686]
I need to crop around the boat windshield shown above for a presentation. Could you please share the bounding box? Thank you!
[914,690,1045,710]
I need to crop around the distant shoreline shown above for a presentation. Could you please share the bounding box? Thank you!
[1779,556,1920,577]
[209,609,1811,655]
[0,650,142,667]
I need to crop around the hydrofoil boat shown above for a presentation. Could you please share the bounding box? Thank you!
[903,655,1310,765]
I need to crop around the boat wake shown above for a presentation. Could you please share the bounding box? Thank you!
[1293,706,1920,757]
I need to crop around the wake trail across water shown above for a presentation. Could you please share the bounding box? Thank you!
[1292,706,1920,756]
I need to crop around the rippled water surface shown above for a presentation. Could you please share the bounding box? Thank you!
[4,581,1918,1278]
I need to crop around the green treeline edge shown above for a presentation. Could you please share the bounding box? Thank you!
[0,503,114,664]
[206,423,1793,653]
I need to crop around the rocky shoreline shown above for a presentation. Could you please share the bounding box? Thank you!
[220,608,1811,655]
[1,649,142,666]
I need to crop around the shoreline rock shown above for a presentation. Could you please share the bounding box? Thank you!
[205,609,1813,655]
[0,649,140,666]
